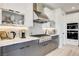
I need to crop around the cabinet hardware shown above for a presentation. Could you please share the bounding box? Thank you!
[20,45,31,49]
[42,43,48,46]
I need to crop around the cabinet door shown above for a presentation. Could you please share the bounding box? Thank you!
[4,48,23,56]
[19,44,40,56]
[3,40,39,56]
[18,40,41,56]
[4,45,40,56]
[39,40,58,56]
[3,42,27,56]
[2,3,33,27]
[0,47,1,56]
[0,9,2,24]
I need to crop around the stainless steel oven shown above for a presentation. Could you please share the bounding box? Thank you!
[67,30,78,40]
[67,23,78,29]
[67,23,78,40]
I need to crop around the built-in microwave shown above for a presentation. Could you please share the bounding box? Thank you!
[67,30,78,40]
[67,23,78,29]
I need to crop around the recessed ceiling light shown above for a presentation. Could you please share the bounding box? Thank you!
[71,7,76,9]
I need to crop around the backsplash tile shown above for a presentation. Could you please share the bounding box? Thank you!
[0,26,29,40]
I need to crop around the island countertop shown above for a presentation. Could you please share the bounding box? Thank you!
[0,34,58,47]
[0,37,39,47]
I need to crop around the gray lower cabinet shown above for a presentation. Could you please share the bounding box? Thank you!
[19,44,40,56]
[2,40,40,56]
[38,35,59,56]
[4,45,40,56]
[39,40,58,56]
[0,36,59,56]
[0,48,1,56]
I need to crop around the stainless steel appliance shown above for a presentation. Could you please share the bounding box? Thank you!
[67,30,78,40]
[67,23,78,29]
[67,23,78,40]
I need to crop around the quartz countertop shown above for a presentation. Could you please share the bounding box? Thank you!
[50,34,59,36]
[0,37,39,47]
[0,34,58,47]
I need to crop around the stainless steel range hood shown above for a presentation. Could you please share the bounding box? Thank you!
[33,10,49,23]
[33,3,49,23]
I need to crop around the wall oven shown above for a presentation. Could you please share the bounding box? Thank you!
[67,30,78,40]
[67,23,78,29]
[67,23,78,40]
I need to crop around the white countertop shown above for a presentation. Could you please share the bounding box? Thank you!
[0,34,58,47]
[0,37,39,47]
[50,34,58,36]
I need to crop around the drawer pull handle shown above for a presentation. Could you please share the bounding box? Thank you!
[20,45,31,49]
[42,43,48,46]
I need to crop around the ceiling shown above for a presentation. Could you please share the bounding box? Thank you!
[42,3,79,13]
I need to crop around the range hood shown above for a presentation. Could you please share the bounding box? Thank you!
[33,10,49,23]
[33,3,49,23]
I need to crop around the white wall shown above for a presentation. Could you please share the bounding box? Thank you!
[44,7,55,22]
[44,7,66,48]
[65,13,79,23]
[0,3,33,27]
[55,10,79,46]
[30,23,45,35]
[64,12,79,45]
[54,8,66,48]
[0,3,3,8]
[54,9,79,47]
[44,7,79,47]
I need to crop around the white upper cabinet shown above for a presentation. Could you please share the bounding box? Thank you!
[1,9,24,25]
[0,9,2,24]
[0,3,33,27]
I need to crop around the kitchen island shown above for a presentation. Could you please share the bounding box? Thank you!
[0,37,39,56]
[0,37,39,47]
[0,35,59,56]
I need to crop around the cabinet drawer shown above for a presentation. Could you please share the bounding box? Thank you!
[4,40,39,56]
[0,48,1,56]
[39,40,58,55]
[2,40,39,54]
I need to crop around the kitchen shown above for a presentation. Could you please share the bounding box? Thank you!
[0,3,79,56]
